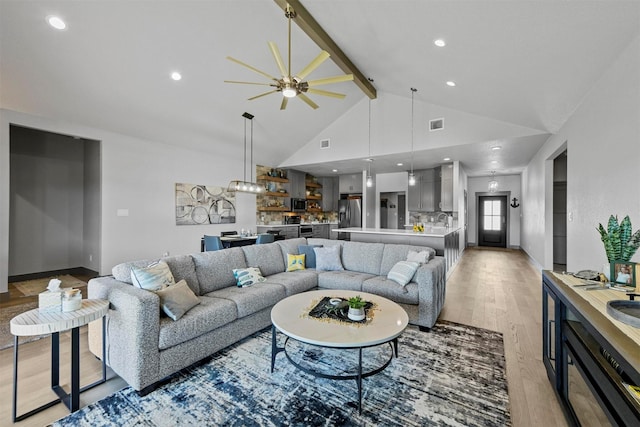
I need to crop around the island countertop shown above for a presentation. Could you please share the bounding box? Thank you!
[334,226,460,237]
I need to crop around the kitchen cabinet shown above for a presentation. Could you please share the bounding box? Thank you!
[320,176,338,212]
[287,169,306,199]
[338,173,363,194]
[311,224,330,239]
[328,223,339,240]
[256,225,299,239]
[439,163,454,211]
[408,169,435,212]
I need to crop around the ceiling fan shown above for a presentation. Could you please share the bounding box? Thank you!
[224,5,354,110]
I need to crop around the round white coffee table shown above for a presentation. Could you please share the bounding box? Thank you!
[270,290,409,413]
[10,299,109,422]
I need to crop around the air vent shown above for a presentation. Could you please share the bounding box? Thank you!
[429,118,444,131]
[320,138,330,149]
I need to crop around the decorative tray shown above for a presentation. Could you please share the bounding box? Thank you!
[607,300,640,328]
[308,297,373,324]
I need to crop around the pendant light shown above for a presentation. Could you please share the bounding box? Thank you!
[408,88,417,186]
[488,171,498,193]
[366,93,374,188]
[228,112,265,193]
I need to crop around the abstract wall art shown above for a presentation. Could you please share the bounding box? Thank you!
[175,183,236,225]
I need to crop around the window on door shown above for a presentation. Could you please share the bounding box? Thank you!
[483,200,502,231]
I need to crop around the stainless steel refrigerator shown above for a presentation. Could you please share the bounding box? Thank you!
[338,197,362,240]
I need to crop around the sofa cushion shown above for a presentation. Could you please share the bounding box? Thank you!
[286,254,306,271]
[242,243,285,277]
[387,261,420,286]
[341,242,385,275]
[130,261,175,291]
[314,246,344,271]
[232,267,267,287]
[206,283,286,318]
[192,248,247,294]
[158,296,238,350]
[156,279,200,321]
[264,271,318,296]
[379,244,437,276]
[362,276,420,305]
[161,254,201,295]
[317,271,375,291]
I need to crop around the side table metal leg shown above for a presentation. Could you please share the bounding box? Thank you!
[70,327,80,411]
[12,336,19,422]
[357,348,363,414]
[52,332,60,388]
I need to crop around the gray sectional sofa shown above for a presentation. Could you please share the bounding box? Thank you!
[88,237,446,393]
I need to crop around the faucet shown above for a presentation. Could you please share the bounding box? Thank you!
[435,212,449,224]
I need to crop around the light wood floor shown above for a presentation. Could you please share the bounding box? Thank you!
[0,247,567,426]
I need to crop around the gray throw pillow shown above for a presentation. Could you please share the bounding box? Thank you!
[314,246,344,271]
[155,279,200,321]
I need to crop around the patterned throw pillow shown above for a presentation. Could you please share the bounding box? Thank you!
[314,246,344,271]
[387,261,420,286]
[130,261,175,291]
[232,267,267,287]
[287,253,306,271]
[155,279,200,321]
[298,244,322,268]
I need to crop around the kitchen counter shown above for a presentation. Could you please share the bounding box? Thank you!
[334,226,460,238]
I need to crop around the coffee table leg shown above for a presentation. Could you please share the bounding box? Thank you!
[393,337,399,358]
[271,325,277,373]
[357,348,363,414]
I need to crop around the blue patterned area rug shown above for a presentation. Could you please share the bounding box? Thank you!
[52,321,511,426]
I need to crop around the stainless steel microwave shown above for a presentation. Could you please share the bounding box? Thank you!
[291,198,307,212]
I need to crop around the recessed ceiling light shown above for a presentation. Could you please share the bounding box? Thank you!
[491,160,498,164]
[171,72,182,81]
[434,39,446,47]
[47,16,66,30]
[443,157,451,161]
[491,145,502,151]
[332,169,338,173]
[396,162,403,166]
[446,81,456,87]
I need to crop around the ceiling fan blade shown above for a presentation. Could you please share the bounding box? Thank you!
[267,42,288,78]
[307,88,346,99]
[248,90,278,101]
[280,97,289,110]
[307,74,354,87]
[226,56,278,81]
[298,93,319,110]
[224,80,274,86]
[295,51,330,80]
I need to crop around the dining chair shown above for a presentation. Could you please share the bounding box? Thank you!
[255,233,275,244]
[203,235,224,251]
[220,231,238,237]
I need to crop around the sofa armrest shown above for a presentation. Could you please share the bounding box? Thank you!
[413,256,447,328]
[88,277,161,391]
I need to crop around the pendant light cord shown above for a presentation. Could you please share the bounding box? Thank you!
[243,117,247,183]
[410,87,417,174]
[250,118,254,182]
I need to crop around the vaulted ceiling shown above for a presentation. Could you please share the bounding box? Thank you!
[1,1,638,177]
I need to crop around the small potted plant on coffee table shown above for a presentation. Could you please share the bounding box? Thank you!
[347,295,367,321]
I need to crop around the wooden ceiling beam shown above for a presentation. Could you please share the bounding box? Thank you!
[273,0,376,99]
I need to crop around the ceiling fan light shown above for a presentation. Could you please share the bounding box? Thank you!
[282,86,297,98]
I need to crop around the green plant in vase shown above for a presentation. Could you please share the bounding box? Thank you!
[347,295,367,321]
[597,215,640,262]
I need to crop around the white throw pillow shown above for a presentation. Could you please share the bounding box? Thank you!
[130,261,175,291]
[314,246,344,271]
[232,267,267,287]
[407,250,430,264]
[387,261,420,286]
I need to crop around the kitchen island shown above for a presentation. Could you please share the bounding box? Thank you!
[334,227,462,274]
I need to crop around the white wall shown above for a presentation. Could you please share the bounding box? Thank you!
[0,109,258,295]
[522,35,640,270]
[467,174,521,248]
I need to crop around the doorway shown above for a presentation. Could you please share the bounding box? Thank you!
[553,150,568,271]
[478,195,507,248]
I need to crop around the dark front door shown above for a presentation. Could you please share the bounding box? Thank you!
[478,195,507,247]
